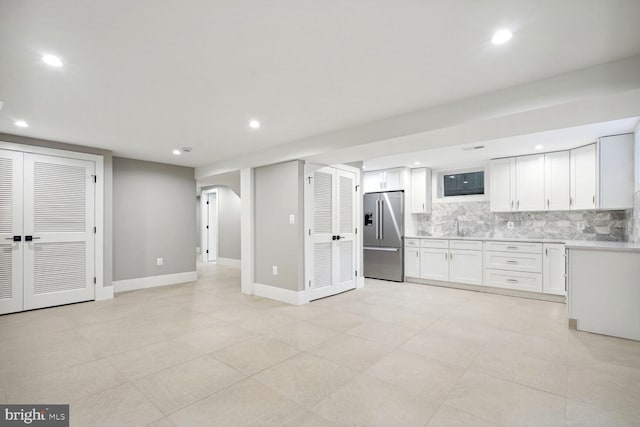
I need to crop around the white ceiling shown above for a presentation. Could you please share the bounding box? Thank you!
[364,117,640,171]
[1,0,640,168]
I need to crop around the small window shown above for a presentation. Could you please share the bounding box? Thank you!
[443,171,484,197]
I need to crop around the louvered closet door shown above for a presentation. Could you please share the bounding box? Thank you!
[0,149,24,315]
[309,167,335,300]
[22,153,95,310]
[335,169,356,291]
[308,167,357,301]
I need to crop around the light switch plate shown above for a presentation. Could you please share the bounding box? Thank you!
[507,221,514,230]
[272,266,278,275]
[577,221,585,231]
[156,257,163,266]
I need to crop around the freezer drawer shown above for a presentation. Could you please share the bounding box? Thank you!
[364,247,403,282]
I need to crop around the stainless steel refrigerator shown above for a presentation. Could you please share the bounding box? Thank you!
[363,191,404,282]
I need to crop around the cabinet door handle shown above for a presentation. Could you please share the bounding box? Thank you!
[569,197,572,207]
[592,195,595,205]
[545,248,548,256]
[444,252,447,260]
[511,200,514,210]
[517,200,520,210]
[547,199,550,209]
[422,203,425,210]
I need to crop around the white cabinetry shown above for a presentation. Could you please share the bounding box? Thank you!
[419,239,449,281]
[410,168,432,214]
[484,241,543,293]
[515,154,545,211]
[489,158,515,212]
[543,243,566,295]
[544,151,570,211]
[404,239,420,278]
[363,168,405,193]
[490,155,544,212]
[449,240,483,285]
[570,144,597,210]
[598,134,634,209]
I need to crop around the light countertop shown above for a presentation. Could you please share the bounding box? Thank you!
[404,235,640,252]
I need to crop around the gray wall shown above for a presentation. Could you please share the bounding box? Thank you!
[218,186,241,260]
[254,160,304,291]
[113,157,196,280]
[0,133,114,287]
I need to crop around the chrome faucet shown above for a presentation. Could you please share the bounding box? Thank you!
[454,218,461,236]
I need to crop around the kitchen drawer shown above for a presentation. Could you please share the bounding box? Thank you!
[484,269,543,293]
[450,240,483,251]
[405,238,420,247]
[484,251,543,273]
[484,241,542,254]
[420,239,449,249]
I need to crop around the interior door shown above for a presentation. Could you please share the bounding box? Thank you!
[334,169,356,291]
[0,149,24,315]
[22,153,95,310]
[308,166,357,301]
[207,192,217,261]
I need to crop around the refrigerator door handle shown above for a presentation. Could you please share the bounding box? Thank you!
[364,247,399,252]
[379,199,384,240]
[375,200,380,239]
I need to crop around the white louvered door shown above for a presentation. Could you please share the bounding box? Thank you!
[308,166,356,301]
[0,149,24,315]
[22,153,95,310]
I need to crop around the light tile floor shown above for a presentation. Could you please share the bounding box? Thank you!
[1,262,640,426]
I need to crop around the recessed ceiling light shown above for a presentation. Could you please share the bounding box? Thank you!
[491,29,513,45]
[463,181,469,184]
[14,120,29,128]
[42,54,63,67]
[414,161,421,165]
[449,175,455,179]
[249,119,261,129]
[172,149,181,155]
[534,144,544,150]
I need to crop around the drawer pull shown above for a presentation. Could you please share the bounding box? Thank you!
[506,278,519,283]
[507,246,519,250]
[506,260,518,264]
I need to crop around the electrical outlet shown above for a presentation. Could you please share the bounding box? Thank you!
[507,221,514,230]
[289,214,295,225]
[272,265,278,276]
[577,221,585,231]
[156,257,163,266]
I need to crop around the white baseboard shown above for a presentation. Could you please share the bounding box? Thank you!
[254,283,308,305]
[114,271,198,293]
[356,276,365,288]
[95,285,114,300]
[216,257,241,268]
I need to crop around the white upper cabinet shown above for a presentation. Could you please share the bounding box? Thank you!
[544,151,570,211]
[598,134,634,210]
[410,167,432,214]
[489,158,515,212]
[363,167,405,193]
[570,144,597,210]
[515,154,545,211]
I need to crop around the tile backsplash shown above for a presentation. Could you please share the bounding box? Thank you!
[412,201,631,241]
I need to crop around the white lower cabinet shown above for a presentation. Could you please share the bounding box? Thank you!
[484,269,543,293]
[449,249,483,285]
[405,247,420,278]
[406,238,565,298]
[419,248,449,281]
[543,243,566,295]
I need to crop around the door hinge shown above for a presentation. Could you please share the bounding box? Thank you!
[92,175,97,183]
[308,280,311,289]
[308,229,311,236]
[206,250,209,254]
[93,277,96,284]
[206,225,209,229]
[93,226,97,233]
[355,227,357,234]
[355,270,357,277]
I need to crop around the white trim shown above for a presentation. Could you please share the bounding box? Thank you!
[113,271,197,293]
[254,282,308,305]
[0,140,108,301]
[356,276,365,288]
[216,257,241,267]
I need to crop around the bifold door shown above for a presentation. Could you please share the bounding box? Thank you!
[0,149,96,314]
[308,166,357,301]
